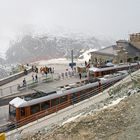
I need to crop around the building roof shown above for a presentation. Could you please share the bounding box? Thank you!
[91,41,140,57]
[120,42,140,57]
[91,45,117,56]
[89,63,139,72]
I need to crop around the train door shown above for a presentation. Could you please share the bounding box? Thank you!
[51,98,60,112]
[9,105,17,122]
[19,107,26,120]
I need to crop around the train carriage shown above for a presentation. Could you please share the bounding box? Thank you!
[9,70,128,127]
[89,62,140,78]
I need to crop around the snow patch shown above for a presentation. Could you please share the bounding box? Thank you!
[79,48,97,62]
[38,58,71,65]
[62,113,82,125]
[103,96,126,109]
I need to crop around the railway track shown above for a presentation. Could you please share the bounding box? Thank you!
[0,123,15,133]
[0,70,133,134]
[0,78,123,133]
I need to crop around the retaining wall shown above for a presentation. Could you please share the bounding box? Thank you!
[0,68,32,86]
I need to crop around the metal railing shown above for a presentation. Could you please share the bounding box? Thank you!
[0,71,78,98]
[2,77,122,132]
[4,79,122,140]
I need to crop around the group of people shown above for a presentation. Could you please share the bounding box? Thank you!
[20,73,38,89]
[18,63,88,90]
[32,65,38,73]
[40,66,54,76]
[20,66,39,89]
[32,73,38,82]
[22,65,54,88]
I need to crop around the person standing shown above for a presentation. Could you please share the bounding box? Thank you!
[24,69,28,75]
[35,74,38,82]
[52,67,55,73]
[79,72,82,80]
[32,74,34,82]
[23,78,26,87]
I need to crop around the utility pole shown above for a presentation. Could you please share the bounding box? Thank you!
[71,50,74,70]
[69,49,76,70]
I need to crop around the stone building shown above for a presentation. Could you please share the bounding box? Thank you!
[130,33,140,50]
[90,33,140,66]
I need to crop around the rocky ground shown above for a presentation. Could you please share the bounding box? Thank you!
[21,71,140,140]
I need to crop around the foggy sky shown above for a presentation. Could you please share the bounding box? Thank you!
[0,0,140,57]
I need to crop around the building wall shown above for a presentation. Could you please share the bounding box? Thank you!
[130,33,140,50]
[90,52,114,65]
[91,33,140,65]
[115,46,128,63]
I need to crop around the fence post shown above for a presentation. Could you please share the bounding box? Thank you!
[51,73,53,81]
[10,86,12,94]
[0,89,3,97]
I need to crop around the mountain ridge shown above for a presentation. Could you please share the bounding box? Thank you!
[5,33,114,63]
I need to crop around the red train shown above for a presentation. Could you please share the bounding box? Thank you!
[9,71,128,127]
[89,62,140,78]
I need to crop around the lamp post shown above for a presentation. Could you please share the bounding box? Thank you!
[71,50,74,70]
[69,50,76,70]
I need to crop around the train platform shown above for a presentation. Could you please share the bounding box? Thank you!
[0,105,9,127]
[0,75,86,106]
[0,76,86,130]
[0,63,82,98]
[0,63,87,128]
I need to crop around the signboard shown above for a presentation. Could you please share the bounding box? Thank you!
[69,63,76,67]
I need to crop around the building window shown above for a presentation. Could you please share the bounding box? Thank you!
[127,58,132,62]
[134,56,139,61]
[120,60,123,63]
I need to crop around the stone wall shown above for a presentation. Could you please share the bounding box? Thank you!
[130,33,140,50]
[0,68,32,86]
[91,52,114,65]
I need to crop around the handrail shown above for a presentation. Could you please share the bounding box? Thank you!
[0,77,123,132]
[13,77,121,127]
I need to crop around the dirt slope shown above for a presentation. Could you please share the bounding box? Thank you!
[21,92,140,140]
[21,70,140,140]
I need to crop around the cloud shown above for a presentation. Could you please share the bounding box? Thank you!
[0,0,139,56]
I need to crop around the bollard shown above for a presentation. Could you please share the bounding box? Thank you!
[0,133,5,140]
[61,73,64,79]
[0,89,3,97]
[9,86,12,93]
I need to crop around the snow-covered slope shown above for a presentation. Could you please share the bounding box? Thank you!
[6,33,113,63]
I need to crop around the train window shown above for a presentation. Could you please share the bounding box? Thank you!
[41,101,50,110]
[51,98,59,107]
[31,104,40,114]
[9,105,16,117]
[71,92,79,103]
[60,95,67,103]
[20,108,25,116]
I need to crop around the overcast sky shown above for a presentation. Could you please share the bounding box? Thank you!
[0,0,140,57]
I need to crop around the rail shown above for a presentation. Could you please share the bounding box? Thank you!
[0,71,77,98]
[0,67,32,86]
[1,77,122,134]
